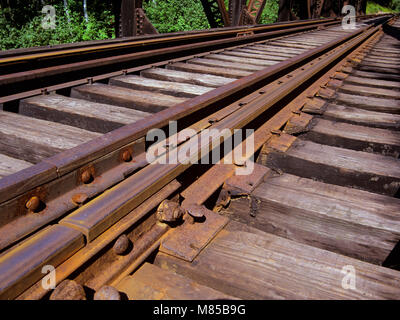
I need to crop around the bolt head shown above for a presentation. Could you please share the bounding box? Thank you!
[156,200,184,222]
[81,170,92,184]
[113,234,131,255]
[72,193,88,205]
[50,280,86,300]
[94,286,121,300]
[26,196,40,212]
[122,150,132,162]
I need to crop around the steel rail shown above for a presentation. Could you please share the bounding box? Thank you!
[182,30,385,207]
[0,17,340,65]
[4,20,384,300]
[0,19,388,253]
[0,22,340,105]
[1,15,390,100]
[0,20,342,91]
[0,14,389,65]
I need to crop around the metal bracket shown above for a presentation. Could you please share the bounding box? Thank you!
[159,206,228,262]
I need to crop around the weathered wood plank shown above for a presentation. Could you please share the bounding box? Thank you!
[234,47,294,58]
[338,84,400,100]
[260,134,400,196]
[0,154,32,179]
[155,221,400,299]
[251,44,304,54]
[350,70,400,82]
[286,37,329,42]
[187,57,264,72]
[141,67,232,88]
[303,118,400,157]
[271,40,318,49]
[364,55,400,64]
[291,38,334,44]
[344,75,400,90]
[20,94,150,134]
[275,38,326,45]
[321,103,400,130]
[116,263,235,300]
[335,92,400,114]
[223,173,400,264]
[265,41,311,50]
[369,50,400,58]
[222,50,287,61]
[205,53,278,67]
[361,60,400,68]
[71,83,187,113]
[167,62,250,78]
[358,63,400,75]
[0,111,100,164]
[109,75,212,98]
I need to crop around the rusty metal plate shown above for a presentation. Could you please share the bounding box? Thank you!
[225,163,270,194]
[160,208,228,262]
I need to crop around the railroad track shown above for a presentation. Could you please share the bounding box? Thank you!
[0,14,399,300]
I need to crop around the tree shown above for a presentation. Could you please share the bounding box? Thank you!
[83,0,88,22]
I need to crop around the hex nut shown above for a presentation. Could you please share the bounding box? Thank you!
[113,234,131,255]
[81,170,93,184]
[26,196,41,212]
[94,286,121,300]
[49,280,86,300]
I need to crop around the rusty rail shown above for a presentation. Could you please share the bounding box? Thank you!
[0,18,385,254]
[0,14,395,300]
[0,16,393,300]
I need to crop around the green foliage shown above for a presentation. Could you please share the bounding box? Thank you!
[366,1,396,13]
[144,0,279,33]
[258,0,279,24]
[1,0,282,50]
[391,0,400,11]
[0,0,114,50]
[143,0,210,33]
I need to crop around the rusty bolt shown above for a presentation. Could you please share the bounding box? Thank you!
[122,150,132,162]
[72,193,88,205]
[113,234,131,255]
[184,203,207,219]
[94,286,121,300]
[26,196,41,212]
[50,280,86,300]
[81,170,93,184]
[156,200,185,223]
